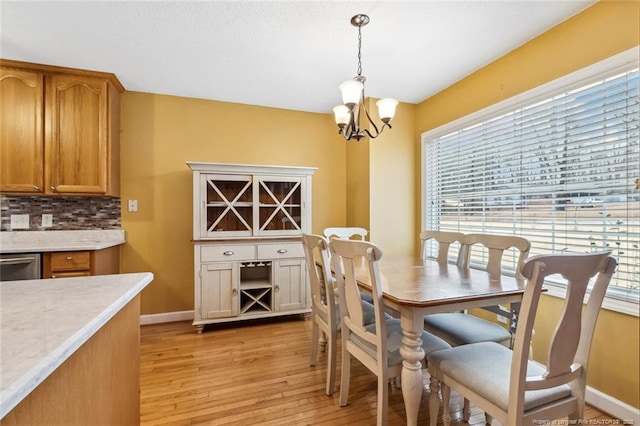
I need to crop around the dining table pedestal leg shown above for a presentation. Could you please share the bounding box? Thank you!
[400,309,426,426]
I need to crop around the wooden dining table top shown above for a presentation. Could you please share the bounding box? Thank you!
[353,255,527,308]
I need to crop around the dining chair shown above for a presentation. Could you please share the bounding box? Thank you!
[421,232,531,422]
[329,238,451,426]
[301,233,382,396]
[323,226,368,241]
[423,233,531,349]
[427,251,617,426]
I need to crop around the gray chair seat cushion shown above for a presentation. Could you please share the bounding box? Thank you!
[360,292,374,304]
[427,341,572,412]
[424,312,512,346]
[319,300,389,326]
[351,319,451,367]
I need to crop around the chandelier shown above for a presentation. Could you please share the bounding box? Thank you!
[333,14,398,142]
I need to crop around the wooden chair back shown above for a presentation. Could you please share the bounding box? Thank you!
[509,251,617,424]
[462,233,531,279]
[420,230,466,265]
[301,234,335,322]
[329,239,387,360]
[323,227,368,241]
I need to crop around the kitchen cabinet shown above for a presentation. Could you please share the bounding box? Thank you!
[43,246,120,278]
[188,162,316,332]
[0,59,123,196]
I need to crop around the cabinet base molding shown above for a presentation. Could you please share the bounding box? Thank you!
[193,309,311,333]
[139,310,195,325]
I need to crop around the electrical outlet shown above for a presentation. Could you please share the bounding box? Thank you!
[42,214,53,227]
[10,214,30,230]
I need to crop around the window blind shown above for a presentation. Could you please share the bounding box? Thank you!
[423,55,639,303]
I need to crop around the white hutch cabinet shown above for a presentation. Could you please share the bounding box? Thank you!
[187,162,316,333]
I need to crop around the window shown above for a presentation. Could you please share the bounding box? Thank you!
[422,48,639,309]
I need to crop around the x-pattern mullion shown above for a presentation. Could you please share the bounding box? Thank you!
[207,179,253,232]
[259,181,301,231]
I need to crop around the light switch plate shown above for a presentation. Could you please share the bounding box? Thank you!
[128,199,138,212]
[10,214,30,230]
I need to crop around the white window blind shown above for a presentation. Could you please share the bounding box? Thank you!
[423,50,639,304]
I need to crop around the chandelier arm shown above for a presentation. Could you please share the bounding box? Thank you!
[362,122,392,139]
[362,100,381,137]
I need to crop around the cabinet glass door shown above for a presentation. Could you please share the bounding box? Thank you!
[202,175,253,237]
[256,177,303,235]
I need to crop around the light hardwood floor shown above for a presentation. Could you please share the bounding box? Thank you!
[140,317,617,425]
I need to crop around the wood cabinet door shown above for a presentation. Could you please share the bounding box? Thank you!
[45,74,108,194]
[274,259,307,312]
[0,68,44,193]
[200,263,239,319]
[254,176,305,236]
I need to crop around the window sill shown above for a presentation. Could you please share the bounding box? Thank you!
[543,282,639,318]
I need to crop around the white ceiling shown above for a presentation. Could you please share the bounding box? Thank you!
[1,0,597,114]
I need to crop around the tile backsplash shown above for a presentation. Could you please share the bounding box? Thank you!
[0,195,121,231]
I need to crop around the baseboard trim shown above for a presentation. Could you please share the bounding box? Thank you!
[139,310,639,423]
[586,386,639,423]
[139,310,194,325]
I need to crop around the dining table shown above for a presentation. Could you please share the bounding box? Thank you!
[352,255,526,426]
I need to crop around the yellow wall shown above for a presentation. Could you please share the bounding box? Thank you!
[369,100,417,255]
[415,0,639,408]
[346,98,417,255]
[120,93,346,314]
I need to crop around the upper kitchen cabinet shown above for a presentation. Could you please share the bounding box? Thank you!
[0,60,124,196]
[0,68,44,193]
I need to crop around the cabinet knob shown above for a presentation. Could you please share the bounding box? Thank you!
[232,288,238,294]
[50,186,57,192]
[223,251,235,256]
[33,185,40,191]
[51,275,57,279]
[275,285,280,291]
[277,249,287,254]
[66,256,73,261]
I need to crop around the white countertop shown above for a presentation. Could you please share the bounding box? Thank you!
[0,272,153,418]
[0,230,125,253]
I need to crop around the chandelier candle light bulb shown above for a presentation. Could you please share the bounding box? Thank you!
[333,14,398,141]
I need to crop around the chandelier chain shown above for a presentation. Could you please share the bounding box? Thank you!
[357,25,362,77]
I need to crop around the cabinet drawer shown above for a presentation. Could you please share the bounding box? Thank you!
[201,245,256,262]
[51,271,92,279]
[257,243,304,260]
[50,251,91,272]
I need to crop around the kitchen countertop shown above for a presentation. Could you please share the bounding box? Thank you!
[0,272,153,418]
[0,230,125,253]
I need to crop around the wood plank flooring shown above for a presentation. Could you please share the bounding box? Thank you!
[140,317,617,425]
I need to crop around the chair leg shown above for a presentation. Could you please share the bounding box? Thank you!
[325,327,337,396]
[319,330,327,353]
[441,383,452,426]
[377,372,389,426]
[463,397,471,421]
[339,345,351,407]
[428,375,440,426]
[310,319,319,366]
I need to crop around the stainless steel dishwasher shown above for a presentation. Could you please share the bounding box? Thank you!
[0,253,42,281]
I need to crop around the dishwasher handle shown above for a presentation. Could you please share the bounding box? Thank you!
[0,256,39,265]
